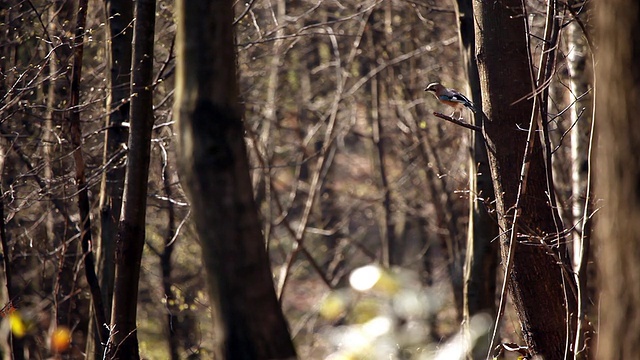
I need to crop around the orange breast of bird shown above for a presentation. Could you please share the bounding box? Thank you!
[441,99,463,109]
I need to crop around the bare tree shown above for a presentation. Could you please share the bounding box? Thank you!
[473,1,577,358]
[173,0,297,358]
[66,0,109,352]
[86,0,133,355]
[106,0,156,357]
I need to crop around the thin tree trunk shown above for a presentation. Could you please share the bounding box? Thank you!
[594,0,640,357]
[66,0,109,352]
[87,0,133,357]
[567,4,592,269]
[370,75,395,267]
[174,0,297,358]
[160,151,179,360]
[106,0,156,357]
[566,2,595,357]
[375,6,396,267]
[473,1,577,358]
[453,1,499,358]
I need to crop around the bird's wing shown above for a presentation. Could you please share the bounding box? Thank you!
[439,90,476,112]
[439,91,471,104]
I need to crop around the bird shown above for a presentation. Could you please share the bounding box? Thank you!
[424,82,477,119]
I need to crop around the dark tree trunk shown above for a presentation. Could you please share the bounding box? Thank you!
[473,1,577,358]
[67,0,109,353]
[87,0,133,357]
[595,0,640,357]
[106,0,156,358]
[174,0,297,358]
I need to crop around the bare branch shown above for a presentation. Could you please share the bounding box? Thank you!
[431,112,482,132]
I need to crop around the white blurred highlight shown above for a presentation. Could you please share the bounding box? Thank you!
[349,265,382,291]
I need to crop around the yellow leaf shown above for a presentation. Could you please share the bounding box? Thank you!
[9,312,26,338]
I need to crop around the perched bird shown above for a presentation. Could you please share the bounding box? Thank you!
[424,82,477,119]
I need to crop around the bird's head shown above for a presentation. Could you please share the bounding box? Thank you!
[424,82,444,93]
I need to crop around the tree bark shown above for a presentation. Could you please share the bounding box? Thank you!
[106,0,156,358]
[595,0,640,358]
[174,0,297,358]
[454,0,499,358]
[473,1,577,358]
[87,0,133,357]
[67,0,109,352]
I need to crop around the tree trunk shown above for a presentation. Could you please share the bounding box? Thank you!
[67,0,109,353]
[473,1,577,358]
[594,0,640,357]
[87,0,132,357]
[173,0,297,358]
[454,0,499,358]
[567,2,593,270]
[160,153,179,360]
[106,0,156,358]
[565,2,595,356]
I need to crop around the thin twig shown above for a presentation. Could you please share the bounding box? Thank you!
[233,0,259,25]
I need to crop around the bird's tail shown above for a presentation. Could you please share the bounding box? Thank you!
[465,101,477,113]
